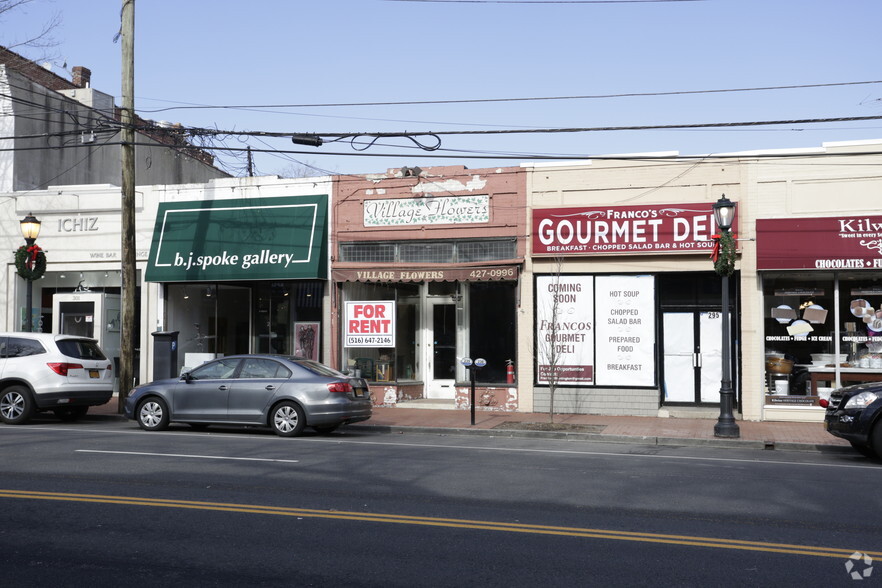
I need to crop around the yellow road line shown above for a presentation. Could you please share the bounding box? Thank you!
[1,489,877,559]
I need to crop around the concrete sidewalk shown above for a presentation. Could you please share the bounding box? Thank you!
[94,399,851,453]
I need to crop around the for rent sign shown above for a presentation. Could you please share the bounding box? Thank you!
[533,202,734,255]
[344,301,396,347]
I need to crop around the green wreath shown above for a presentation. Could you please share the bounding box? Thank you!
[713,231,737,277]
[15,245,47,281]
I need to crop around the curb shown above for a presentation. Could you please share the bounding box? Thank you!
[345,424,854,453]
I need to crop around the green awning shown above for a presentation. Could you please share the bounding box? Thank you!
[145,195,328,282]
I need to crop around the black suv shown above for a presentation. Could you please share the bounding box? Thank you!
[823,382,882,457]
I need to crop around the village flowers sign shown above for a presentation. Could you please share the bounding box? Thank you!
[363,195,489,227]
[145,195,328,282]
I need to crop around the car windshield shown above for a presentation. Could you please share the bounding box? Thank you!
[56,339,106,360]
[294,359,347,378]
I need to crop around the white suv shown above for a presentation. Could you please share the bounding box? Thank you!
[0,333,114,424]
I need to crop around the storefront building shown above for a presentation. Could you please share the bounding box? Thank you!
[330,166,526,409]
[752,140,882,422]
[3,176,333,387]
[521,140,882,422]
[142,177,333,377]
[523,158,744,417]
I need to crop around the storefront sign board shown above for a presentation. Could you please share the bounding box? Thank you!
[594,275,656,387]
[364,195,489,227]
[532,202,732,255]
[344,301,396,347]
[332,265,518,283]
[145,195,328,282]
[757,216,882,270]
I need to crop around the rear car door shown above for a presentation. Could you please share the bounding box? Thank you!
[227,358,291,423]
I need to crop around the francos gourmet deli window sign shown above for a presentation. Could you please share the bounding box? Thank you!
[535,274,656,387]
[345,301,396,348]
[533,202,733,255]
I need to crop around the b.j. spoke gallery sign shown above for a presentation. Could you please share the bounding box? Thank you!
[533,202,735,255]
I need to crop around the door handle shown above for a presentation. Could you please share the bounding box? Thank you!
[265,385,276,391]
[218,385,229,391]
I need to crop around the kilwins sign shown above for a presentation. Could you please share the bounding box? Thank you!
[363,195,489,227]
[757,216,882,270]
[533,202,734,255]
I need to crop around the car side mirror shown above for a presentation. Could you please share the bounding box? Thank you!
[181,371,193,382]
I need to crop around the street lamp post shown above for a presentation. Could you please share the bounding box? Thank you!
[712,196,740,439]
[20,213,42,333]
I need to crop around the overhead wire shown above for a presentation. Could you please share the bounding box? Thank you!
[134,80,882,113]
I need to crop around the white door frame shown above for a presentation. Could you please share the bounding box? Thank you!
[425,298,458,399]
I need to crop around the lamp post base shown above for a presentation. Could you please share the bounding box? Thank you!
[714,417,740,438]
[715,382,740,439]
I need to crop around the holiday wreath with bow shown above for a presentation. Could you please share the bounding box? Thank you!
[709,231,737,277]
[15,244,47,281]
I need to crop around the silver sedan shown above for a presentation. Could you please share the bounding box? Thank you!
[124,355,372,436]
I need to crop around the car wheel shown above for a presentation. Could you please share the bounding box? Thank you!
[271,401,305,437]
[313,424,340,435]
[137,398,170,431]
[871,421,882,458]
[0,386,34,425]
[54,406,89,422]
[849,440,877,458]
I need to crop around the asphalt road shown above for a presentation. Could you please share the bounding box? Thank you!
[0,415,879,587]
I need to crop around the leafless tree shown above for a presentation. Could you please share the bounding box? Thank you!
[0,0,61,61]
[536,258,565,424]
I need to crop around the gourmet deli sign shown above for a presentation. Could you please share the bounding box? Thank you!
[533,203,733,255]
[757,216,882,270]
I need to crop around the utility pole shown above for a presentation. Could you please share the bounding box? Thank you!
[119,0,136,411]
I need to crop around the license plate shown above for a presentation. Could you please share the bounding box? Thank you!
[88,369,100,378]
[354,388,364,398]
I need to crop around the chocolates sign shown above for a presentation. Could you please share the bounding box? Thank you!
[757,216,882,270]
[533,203,730,255]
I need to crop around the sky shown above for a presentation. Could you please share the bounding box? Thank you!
[3,0,882,178]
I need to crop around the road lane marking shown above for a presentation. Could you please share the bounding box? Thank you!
[0,489,878,559]
[76,450,299,463]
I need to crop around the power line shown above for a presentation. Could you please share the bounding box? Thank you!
[172,114,882,141]
[134,80,882,113]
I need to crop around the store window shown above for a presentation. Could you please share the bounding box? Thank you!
[341,282,417,382]
[763,272,835,404]
[468,282,517,383]
[339,280,517,384]
[764,271,882,406]
[166,280,323,375]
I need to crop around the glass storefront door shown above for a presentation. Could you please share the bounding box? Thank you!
[427,301,457,398]
[662,310,726,404]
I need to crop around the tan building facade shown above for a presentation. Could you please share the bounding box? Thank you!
[520,139,882,423]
